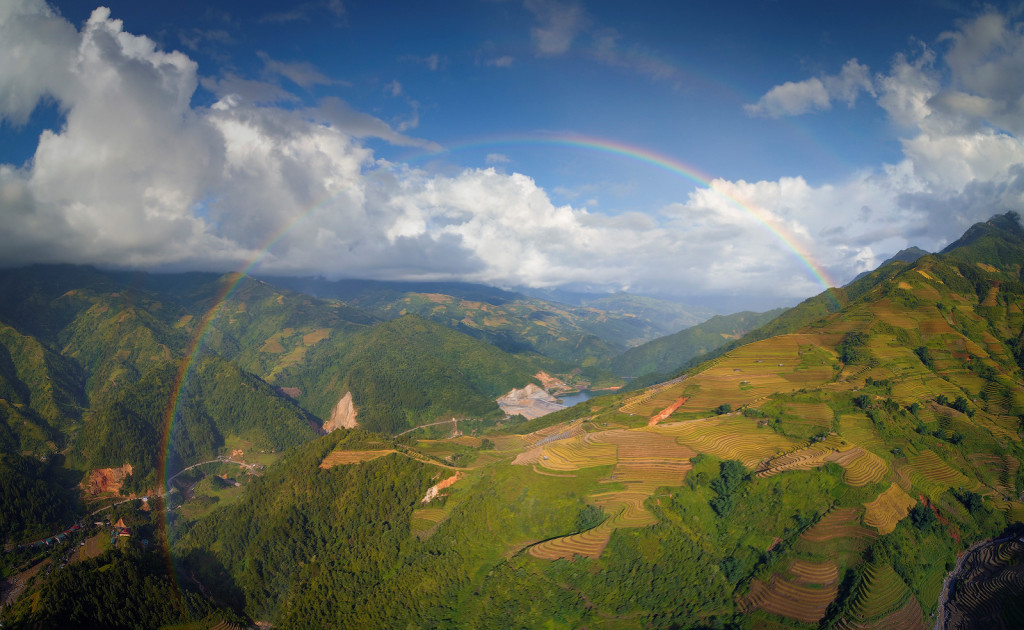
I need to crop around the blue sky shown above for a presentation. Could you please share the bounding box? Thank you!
[2,0,1023,310]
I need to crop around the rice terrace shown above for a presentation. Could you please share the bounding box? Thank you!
[306,229,1024,625]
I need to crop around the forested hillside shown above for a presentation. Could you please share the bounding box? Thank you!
[0,264,679,550]
[608,308,786,378]
[6,215,1024,628]
[159,214,1024,628]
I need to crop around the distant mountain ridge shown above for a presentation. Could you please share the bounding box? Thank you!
[852,246,929,282]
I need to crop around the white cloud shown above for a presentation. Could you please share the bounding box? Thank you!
[745,77,831,117]
[485,153,510,164]
[2,2,1024,308]
[257,51,339,88]
[401,53,442,71]
[0,0,77,125]
[524,0,587,56]
[746,59,873,117]
[200,73,298,104]
[485,55,516,68]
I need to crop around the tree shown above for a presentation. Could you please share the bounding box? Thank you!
[909,503,936,531]
[714,403,732,415]
[914,346,934,369]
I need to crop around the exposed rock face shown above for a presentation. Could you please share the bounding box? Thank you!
[421,472,462,504]
[82,463,133,495]
[323,391,358,432]
[496,384,566,419]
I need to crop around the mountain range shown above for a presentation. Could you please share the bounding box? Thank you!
[2,214,1024,628]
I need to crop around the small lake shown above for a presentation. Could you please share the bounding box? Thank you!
[557,391,597,407]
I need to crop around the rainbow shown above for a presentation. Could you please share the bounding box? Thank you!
[159,131,838,522]
[412,132,837,291]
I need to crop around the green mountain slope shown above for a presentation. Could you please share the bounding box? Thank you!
[264,275,704,366]
[276,314,540,434]
[159,213,1024,628]
[608,308,786,378]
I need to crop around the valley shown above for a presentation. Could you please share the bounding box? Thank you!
[2,215,1024,628]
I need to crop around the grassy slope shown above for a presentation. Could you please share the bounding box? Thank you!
[608,307,787,378]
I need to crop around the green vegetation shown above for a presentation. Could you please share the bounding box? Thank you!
[607,308,786,378]
[277,314,539,433]
[5,214,1024,627]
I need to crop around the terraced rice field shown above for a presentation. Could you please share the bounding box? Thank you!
[783,401,833,425]
[836,595,926,630]
[800,507,877,543]
[825,447,888,487]
[623,335,835,417]
[969,453,1019,497]
[520,426,697,560]
[410,507,448,540]
[590,488,660,528]
[839,414,883,450]
[654,416,796,469]
[945,541,1024,629]
[618,375,687,414]
[863,484,916,535]
[522,420,586,446]
[589,429,695,485]
[535,434,618,471]
[756,438,844,479]
[527,519,616,560]
[319,449,396,468]
[908,449,970,491]
[838,563,920,628]
[787,559,840,585]
[741,572,838,624]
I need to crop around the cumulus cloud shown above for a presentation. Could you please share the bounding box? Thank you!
[2,2,1024,307]
[746,59,874,117]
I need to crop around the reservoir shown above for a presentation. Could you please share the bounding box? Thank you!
[558,390,597,407]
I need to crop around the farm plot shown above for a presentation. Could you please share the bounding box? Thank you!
[908,449,971,492]
[863,484,916,535]
[319,449,396,468]
[535,434,618,471]
[654,416,796,469]
[837,563,923,629]
[800,507,877,544]
[589,429,695,485]
[410,507,449,540]
[968,453,1018,497]
[783,401,833,425]
[786,559,839,585]
[825,447,888,487]
[838,414,883,450]
[756,438,844,479]
[522,419,586,446]
[624,335,835,417]
[523,426,696,560]
[741,572,838,624]
[527,519,616,560]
